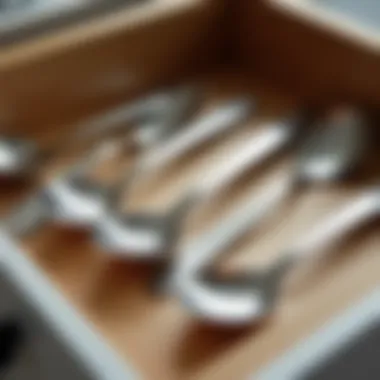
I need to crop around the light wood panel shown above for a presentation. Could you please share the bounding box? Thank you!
[0,0,223,138]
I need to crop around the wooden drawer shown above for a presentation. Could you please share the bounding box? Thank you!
[0,1,379,379]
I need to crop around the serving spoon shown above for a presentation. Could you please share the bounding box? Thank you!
[72,84,201,149]
[3,95,249,237]
[3,86,200,236]
[293,107,366,184]
[40,96,252,229]
[0,84,198,180]
[174,186,380,326]
[170,107,369,325]
[92,110,308,259]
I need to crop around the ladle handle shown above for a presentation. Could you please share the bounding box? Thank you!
[51,99,146,155]
[2,195,47,238]
[196,122,290,201]
[288,189,380,263]
[56,87,195,154]
[140,98,253,173]
[66,140,123,178]
[177,180,288,276]
[69,90,177,143]
[71,102,142,141]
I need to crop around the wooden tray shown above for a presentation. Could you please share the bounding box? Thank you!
[1,1,380,379]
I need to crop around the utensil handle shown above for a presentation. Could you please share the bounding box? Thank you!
[2,196,47,237]
[178,179,288,276]
[71,91,170,143]
[140,99,253,172]
[49,102,143,158]
[73,103,141,140]
[289,190,380,263]
[67,140,122,179]
[197,122,290,200]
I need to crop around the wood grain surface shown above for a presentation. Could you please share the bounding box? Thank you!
[1,1,380,378]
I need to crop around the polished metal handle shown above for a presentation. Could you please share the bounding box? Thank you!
[288,189,380,264]
[140,98,253,173]
[196,121,290,201]
[2,195,48,238]
[176,180,288,277]
[70,93,164,143]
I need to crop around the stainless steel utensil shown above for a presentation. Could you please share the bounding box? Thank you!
[294,107,366,184]
[41,96,251,231]
[164,178,289,292]
[0,85,198,180]
[2,86,200,236]
[71,84,201,149]
[171,107,370,325]
[3,140,121,236]
[93,110,304,260]
[0,136,39,179]
[175,187,380,326]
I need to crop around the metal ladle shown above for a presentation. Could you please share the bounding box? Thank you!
[3,94,245,237]
[0,85,198,180]
[91,98,256,257]
[72,84,201,149]
[174,187,380,326]
[40,96,252,232]
[3,86,200,236]
[92,110,306,260]
[171,107,369,326]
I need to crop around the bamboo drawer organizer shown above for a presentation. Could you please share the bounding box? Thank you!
[1,1,380,379]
